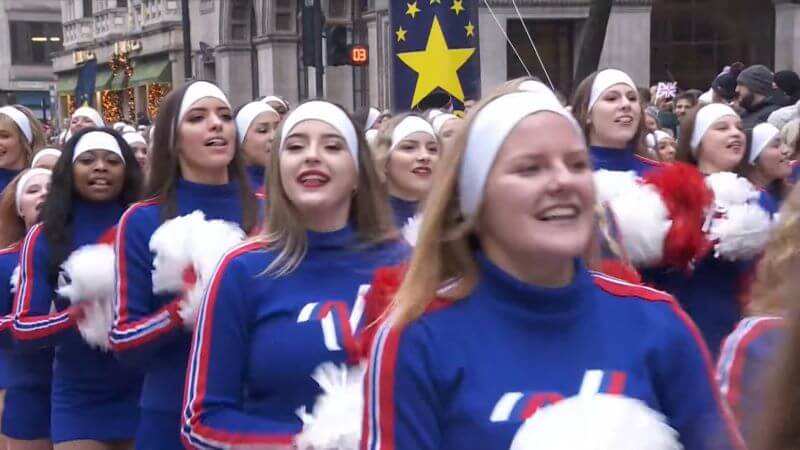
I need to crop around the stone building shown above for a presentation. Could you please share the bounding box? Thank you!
[50,0,800,123]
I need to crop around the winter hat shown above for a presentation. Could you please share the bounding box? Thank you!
[712,73,738,101]
[775,70,800,98]
[737,65,774,96]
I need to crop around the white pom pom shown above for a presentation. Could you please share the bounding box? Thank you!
[402,214,422,247]
[149,210,208,294]
[593,170,640,205]
[509,394,683,450]
[606,184,672,267]
[709,203,773,261]
[56,244,116,350]
[706,172,759,209]
[177,219,246,330]
[9,265,19,295]
[295,362,366,450]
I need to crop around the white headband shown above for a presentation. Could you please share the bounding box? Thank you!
[391,116,436,150]
[15,168,51,216]
[749,122,781,165]
[519,80,560,102]
[365,129,379,147]
[262,95,288,110]
[235,101,279,145]
[31,148,62,167]
[123,132,147,147]
[0,106,32,144]
[178,81,231,123]
[460,92,581,217]
[279,101,359,172]
[72,131,125,164]
[432,113,458,135]
[365,107,381,130]
[72,106,105,127]
[646,130,672,149]
[113,122,127,132]
[588,69,637,112]
[689,103,739,154]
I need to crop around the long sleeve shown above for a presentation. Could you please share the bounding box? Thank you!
[110,204,183,364]
[182,245,297,450]
[655,300,747,450]
[12,224,77,348]
[362,321,442,450]
[717,317,784,436]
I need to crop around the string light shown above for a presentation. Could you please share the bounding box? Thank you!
[147,83,170,120]
[127,87,136,122]
[101,90,122,123]
[66,95,77,117]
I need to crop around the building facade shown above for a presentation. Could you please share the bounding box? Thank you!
[50,0,800,123]
[0,0,62,120]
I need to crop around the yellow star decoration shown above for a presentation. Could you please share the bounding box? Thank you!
[396,26,408,42]
[397,16,476,108]
[465,21,475,37]
[450,0,465,15]
[406,1,421,18]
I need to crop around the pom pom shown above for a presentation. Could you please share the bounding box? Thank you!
[509,394,683,450]
[56,244,116,350]
[593,170,640,205]
[706,172,759,208]
[296,362,366,450]
[709,203,773,261]
[642,162,713,269]
[401,214,422,246]
[357,266,406,359]
[607,183,672,267]
[149,211,208,294]
[9,265,19,296]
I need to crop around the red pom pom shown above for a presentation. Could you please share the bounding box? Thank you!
[357,265,407,359]
[642,162,712,269]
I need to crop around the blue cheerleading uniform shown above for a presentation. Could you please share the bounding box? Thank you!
[364,254,745,450]
[0,168,21,195]
[246,165,266,195]
[590,145,660,176]
[12,199,141,443]
[717,316,785,448]
[181,227,407,449]
[757,188,780,216]
[389,196,418,228]
[111,178,253,450]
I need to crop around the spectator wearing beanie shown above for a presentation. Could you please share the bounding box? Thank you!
[736,64,792,128]
[775,70,800,103]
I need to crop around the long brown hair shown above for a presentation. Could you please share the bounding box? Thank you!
[0,172,29,247]
[571,70,650,158]
[145,81,257,231]
[263,100,397,276]
[371,112,434,185]
[675,105,703,165]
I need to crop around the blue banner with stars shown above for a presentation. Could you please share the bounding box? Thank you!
[390,0,481,112]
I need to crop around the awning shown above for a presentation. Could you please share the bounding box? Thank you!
[56,73,78,94]
[95,67,113,90]
[110,73,128,91]
[129,59,171,87]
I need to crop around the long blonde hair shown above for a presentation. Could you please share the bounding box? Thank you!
[748,184,800,316]
[263,101,396,276]
[0,105,45,168]
[392,88,523,327]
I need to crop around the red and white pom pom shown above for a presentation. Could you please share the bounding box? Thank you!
[149,210,208,294]
[509,394,683,450]
[178,219,246,329]
[606,183,672,268]
[593,170,640,205]
[705,172,773,261]
[402,214,422,247]
[56,244,116,350]
[295,362,366,450]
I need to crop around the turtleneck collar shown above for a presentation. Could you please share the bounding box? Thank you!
[246,165,266,191]
[177,177,239,199]
[306,224,356,251]
[71,197,126,229]
[474,251,590,319]
[389,195,418,227]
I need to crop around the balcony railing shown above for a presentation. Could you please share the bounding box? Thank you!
[94,8,129,40]
[63,17,94,49]
[139,0,182,29]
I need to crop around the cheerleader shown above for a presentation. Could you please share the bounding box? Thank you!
[716,184,800,447]
[68,106,104,135]
[0,169,52,450]
[571,69,659,175]
[31,148,62,171]
[12,128,143,448]
[0,106,39,192]
[646,130,677,162]
[235,101,281,194]
[122,132,149,174]
[372,114,440,227]
[181,100,405,449]
[110,81,258,449]
[431,113,459,149]
[741,122,792,213]
[262,95,290,118]
[362,90,744,450]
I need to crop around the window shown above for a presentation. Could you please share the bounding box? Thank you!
[118,0,127,7]
[275,0,294,32]
[83,0,93,17]
[507,19,576,93]
[10,21,64,65]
